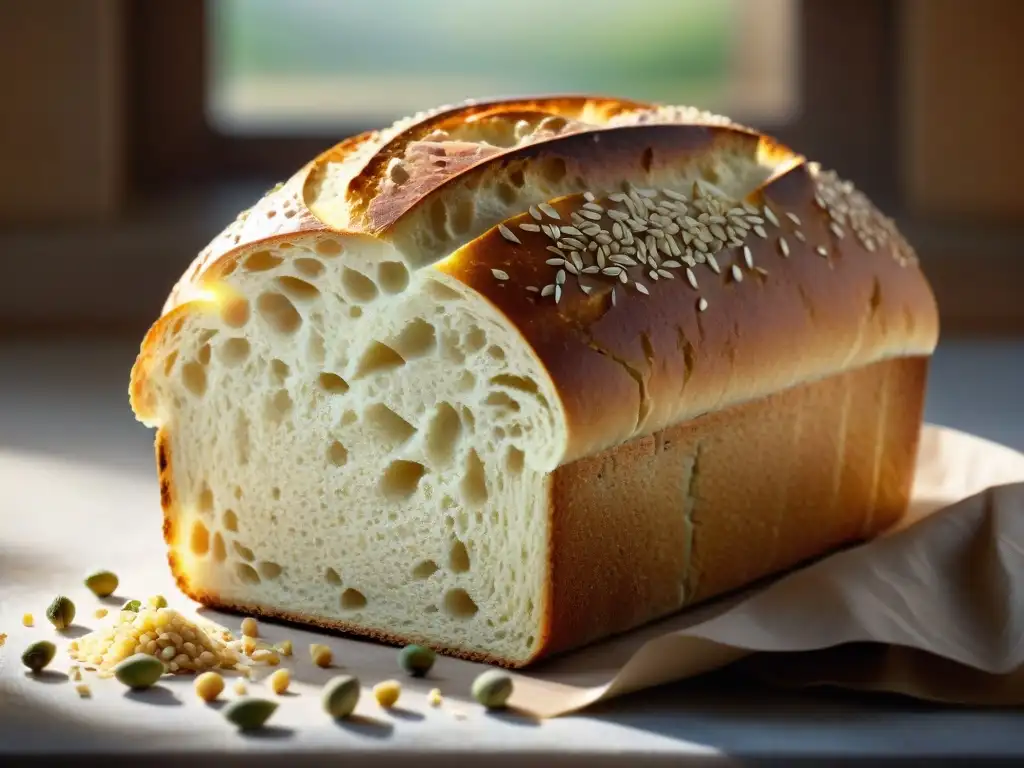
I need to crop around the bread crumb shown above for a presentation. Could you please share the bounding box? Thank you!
[69,665,82,681]
[0,633,7,647]
[22,613,34,627]
[427,688,443,707]
[75,683,91,698]
[241,617,258,638]
[94,608,108,619]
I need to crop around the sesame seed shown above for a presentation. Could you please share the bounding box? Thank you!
[526,286,539,293]
[560,237,586,250]
[491,269,510,281]
[538,203,560,220]
[545,245,565,257]
[830,222,845,239]
[541,224,559,240]
[498,224,520,244]
[779,237,790,257]
[742,245,754,268]
[753,225,768,238]
[635,282,650,295]
[610,255,638,267]
[611,288,617,306]
[595,232,613,245]
[755,266,769,276]
[731,264,743,282]
[556,270,566,286]
[661,260,681,269]
[685,268,699,289]
[519,223,541,233]
[706,253,721,274]
[657,269,674,279]
[541,284,555,297]
[609,193,628,203]
[529,206,542,220]
[608,209,630,222]
[663,188,688,202]
[698,297,708,312]
[546,258,565,267]
[583,191,596,202]
[618,271,628,284]
[648,270,659,281]
[571,252,584,270]
[561,226,583,236]
[565,261,579,275]
[602,266,623,277]
[816,245,829,257]
[763,207,780,227]
[580,285,593,294]
[785,212,802,225]
[579,209,602,221]
[554,284,562,303]
[795,230,806,242]
[583,202,604,214]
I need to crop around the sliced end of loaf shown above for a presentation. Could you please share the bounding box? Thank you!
[134,232,567,664]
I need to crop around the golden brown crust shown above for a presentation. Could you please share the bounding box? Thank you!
[540,356,928,660]
[436,142,938,463]
[332,95,649,223]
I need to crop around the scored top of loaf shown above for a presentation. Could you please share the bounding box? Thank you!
[148,94,939,465]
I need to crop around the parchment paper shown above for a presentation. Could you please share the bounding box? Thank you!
[2,424,1023,728]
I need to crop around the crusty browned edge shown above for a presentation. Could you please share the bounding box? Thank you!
[537,355,929,662]
[434,130,938,466]
[158,356,927,669]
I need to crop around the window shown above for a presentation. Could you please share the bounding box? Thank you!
[206,0,799,135]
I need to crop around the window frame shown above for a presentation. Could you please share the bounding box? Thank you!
[0,0,1020,333]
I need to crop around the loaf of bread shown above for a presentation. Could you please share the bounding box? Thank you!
[130,96,939,667]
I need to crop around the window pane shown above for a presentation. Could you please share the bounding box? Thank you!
[207,0,798,134]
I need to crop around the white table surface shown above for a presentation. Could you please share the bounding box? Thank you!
[2,336,1023,766]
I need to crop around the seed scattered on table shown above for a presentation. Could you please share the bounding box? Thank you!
[84,570,119,598]
[223,697,278,731]
[233,680,248,695]
[23,613,34,627]
[147,595,168,610]
[68,606,238,673]
[195,671,225,702]
[310,643,332,668]
[240,617,258,638]
[69,665,82,682]
[471,670,514,710]
[267,668,290,695]
[22,640,56,673]
[427,688,443,707]
[94,608,108,620]
[46,596,76,630]
[113,653,165,690]
[251,649,280,666]
[322,675,360,719]
[274,640,293,656]
[373,680,401,709]
[75,683,92,698]
[0,633,7,647]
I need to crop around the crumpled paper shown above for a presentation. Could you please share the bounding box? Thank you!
[504,424,1024,716]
